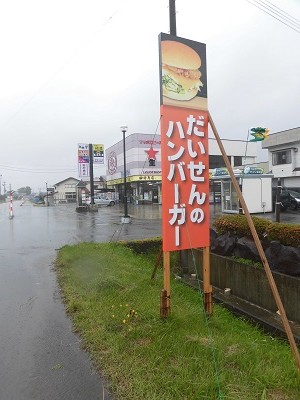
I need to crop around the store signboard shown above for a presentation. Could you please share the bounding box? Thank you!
[105,134,161,181]
[159,33,210,251]
[78,143,105,177]
[78,143,90,177]
[159,32,207,111]
[93,144,104,164]
[78,163,90,177]
[160,107,210,251]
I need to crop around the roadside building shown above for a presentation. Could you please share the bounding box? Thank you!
[262,127,300,189]
[105,133,258,204]
[53,177,79,204]
[106,133,162,204]
[84,176,107,193]
[82,176,118,204]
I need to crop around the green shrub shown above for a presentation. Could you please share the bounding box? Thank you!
[121,237,181,273]
[122,237,162,254]
[214,215,300,248]
[231,256,263,269]
[213,215,271,239]
[266,223,300,248]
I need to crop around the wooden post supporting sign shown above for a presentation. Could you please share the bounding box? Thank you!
[161,251,171,317]
[203,246,212,315]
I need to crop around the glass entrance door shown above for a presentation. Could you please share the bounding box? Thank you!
[222,181,239,213]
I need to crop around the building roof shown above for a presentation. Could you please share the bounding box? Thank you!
[77,180,87,188]
[54,177,80,186]
[262,127,300,149]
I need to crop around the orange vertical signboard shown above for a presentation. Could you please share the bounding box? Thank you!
[159,33,209,252]
[161,106,210,251]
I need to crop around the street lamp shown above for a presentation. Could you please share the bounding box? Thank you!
[120,125,131,224]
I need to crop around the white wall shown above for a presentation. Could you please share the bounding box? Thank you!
[262,128,300,182]
[208,138,257,158]
[53,178,78,201]
[243,177,272,213]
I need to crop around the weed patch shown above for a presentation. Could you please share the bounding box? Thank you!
[56,242,300,400]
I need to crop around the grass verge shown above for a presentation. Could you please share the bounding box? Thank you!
[55,242,300,400]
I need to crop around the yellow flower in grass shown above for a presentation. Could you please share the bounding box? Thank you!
[129,309,138,318]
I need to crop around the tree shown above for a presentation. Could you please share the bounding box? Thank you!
[17,186,32,195]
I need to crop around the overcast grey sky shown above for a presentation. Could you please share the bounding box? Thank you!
[0,0,299,192]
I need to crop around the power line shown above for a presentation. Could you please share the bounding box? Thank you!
[0,163,77,173]
[0,161,105,173]
[246,0,300,33]
[262,0,300,25]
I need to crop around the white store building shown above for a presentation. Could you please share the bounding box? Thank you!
[262,127,300,189]
[105,133,259,204]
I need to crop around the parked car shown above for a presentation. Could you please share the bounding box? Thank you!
[92,196,115,206]
[288,190,300,210]
[272,186,300,212]
[272,187,291,211]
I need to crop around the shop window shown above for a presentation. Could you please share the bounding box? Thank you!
[209,155,225,169]
[272,150,291,166]
[234,156,242,166]
[65,192,76,199]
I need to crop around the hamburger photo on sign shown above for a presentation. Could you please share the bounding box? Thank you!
[159,33,207,110]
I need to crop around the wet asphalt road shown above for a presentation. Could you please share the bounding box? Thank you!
[1,200,299,400]
[0,201,162,400]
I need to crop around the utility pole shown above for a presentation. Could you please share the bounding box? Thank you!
[0,174,2,195]
[89,143,95,205]
[169,0,177,35]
